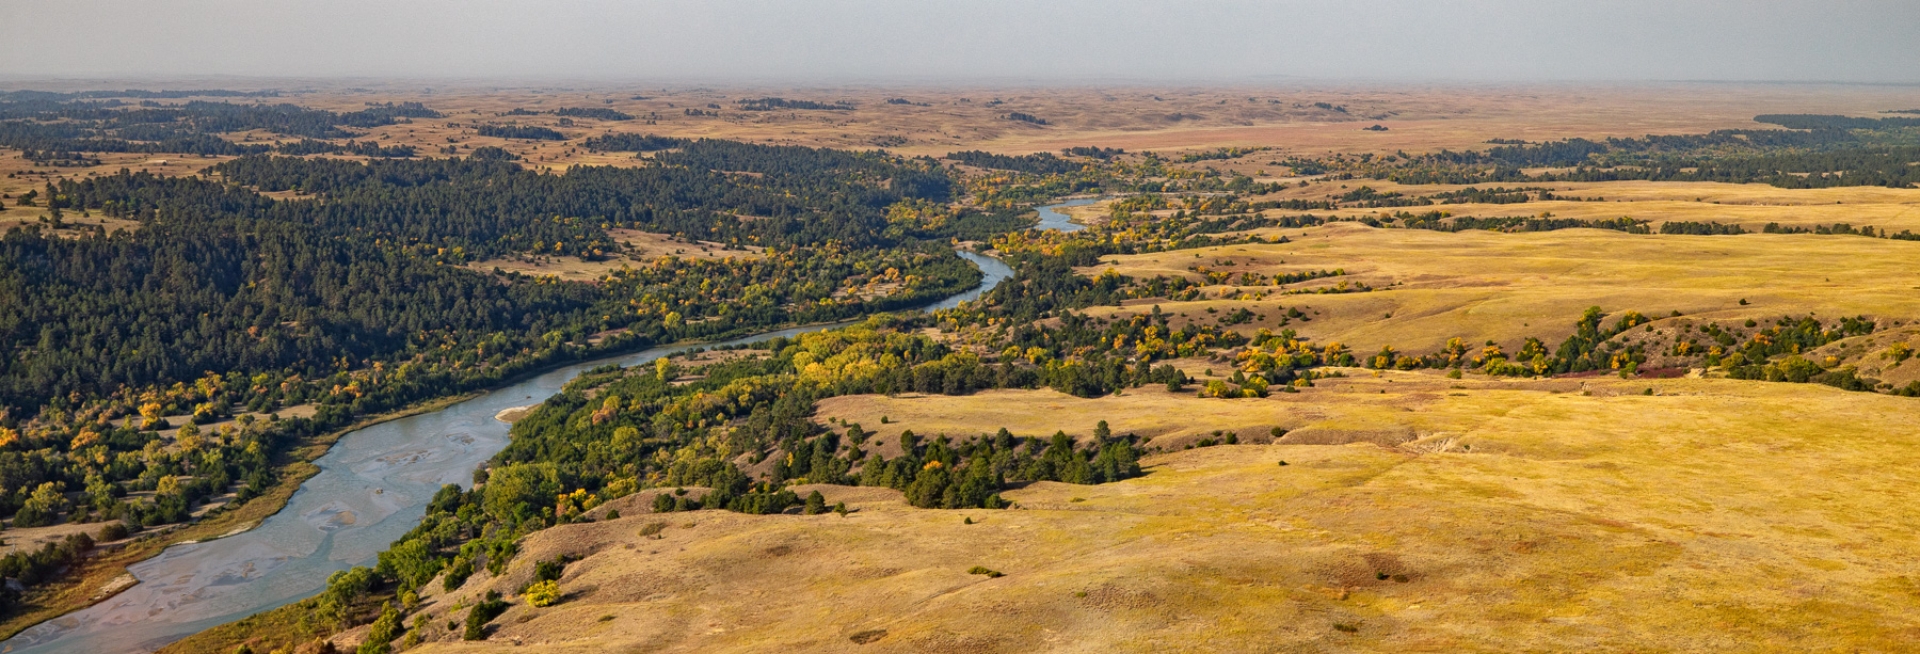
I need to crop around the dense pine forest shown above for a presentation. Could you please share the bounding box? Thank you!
[0,94,439,157]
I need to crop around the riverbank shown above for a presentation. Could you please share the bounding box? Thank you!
[0,239,1014,654]
[0,270,1001,647]
[0,390,480,643]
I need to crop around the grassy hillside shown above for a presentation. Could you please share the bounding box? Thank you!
[359,372,1920,652]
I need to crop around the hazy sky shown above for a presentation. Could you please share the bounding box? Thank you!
[3,0,1918,83]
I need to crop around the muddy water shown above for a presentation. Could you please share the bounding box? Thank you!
[3,243,1025,654]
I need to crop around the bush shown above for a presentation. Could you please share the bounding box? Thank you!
[463,591,508,640]
[967,566,1004,578]
[524,580,561,607]
[98,521,131,541]
[442,556,474,591]
[533,555,571,583]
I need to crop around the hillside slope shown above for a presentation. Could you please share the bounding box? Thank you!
[374,373,1920,653]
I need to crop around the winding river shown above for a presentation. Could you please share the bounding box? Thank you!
[0,204,1075,654]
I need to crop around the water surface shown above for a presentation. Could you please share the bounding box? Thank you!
[1033,197,1098,232]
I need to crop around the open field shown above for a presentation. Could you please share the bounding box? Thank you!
[1077,221,1920,353]
[284,372,1920,653]
[812,370,1604,451]
[1242,180,1920,234]
[465,229,762,281]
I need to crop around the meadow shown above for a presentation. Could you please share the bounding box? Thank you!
[294,372,1920,653]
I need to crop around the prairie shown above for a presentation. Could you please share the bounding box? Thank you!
[1078,221,1920,352]
[1249,180,1920,234]
[321,372,1920,653]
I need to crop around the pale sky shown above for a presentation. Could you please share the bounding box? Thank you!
[2,0,1917,83]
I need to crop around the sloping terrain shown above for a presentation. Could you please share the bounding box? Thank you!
[373,373,1920,653]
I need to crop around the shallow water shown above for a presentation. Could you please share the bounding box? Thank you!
[1,217,1039,654]
[1033,197,1098,232]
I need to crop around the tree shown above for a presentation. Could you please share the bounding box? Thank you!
[376,539,442,592]
[481,463,560,523]
[356,602,402,654]
[14,482,69,527]
[139,402,168,430]
[802,490,827,515]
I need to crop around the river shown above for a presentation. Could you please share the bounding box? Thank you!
[1,229,1050,652]
[1033,197,1096,232]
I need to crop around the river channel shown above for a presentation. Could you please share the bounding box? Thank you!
[0,202,1094,653]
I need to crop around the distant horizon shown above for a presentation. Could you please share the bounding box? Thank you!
[3,76,1918,91]
[4,0,1918,83]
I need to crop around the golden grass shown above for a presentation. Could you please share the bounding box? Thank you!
[1259,179,1920,233]
[1082,221,1920,352]
[358,373,1920,653]
[465,229,762,282]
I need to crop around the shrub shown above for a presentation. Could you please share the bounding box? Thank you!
[442,557,474,591]
[533,556,570,583]
[98,521,131,541]
[463,591,508,640]
[967,566,1004,578]
[524,580,561,607]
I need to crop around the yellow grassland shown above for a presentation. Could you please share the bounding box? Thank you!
[1078,221,1920,352]
[1247,179,1920,233]
[347,372,1920,653]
